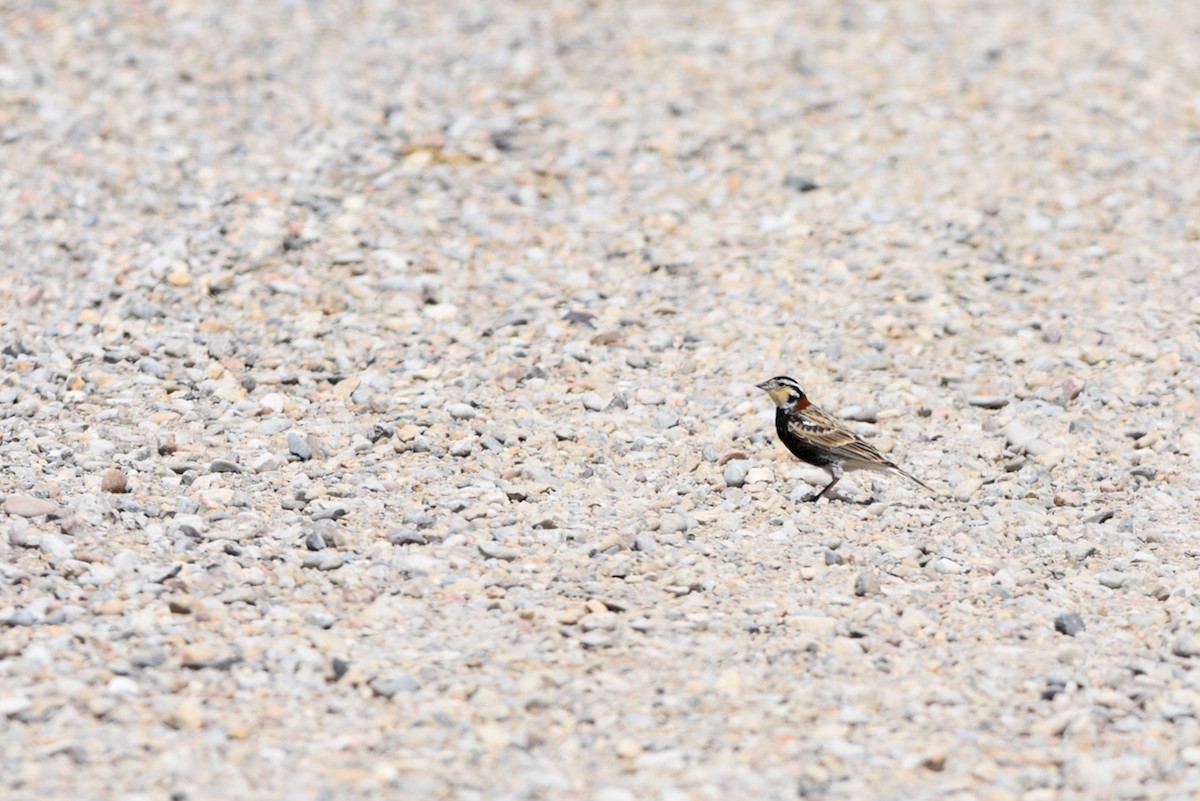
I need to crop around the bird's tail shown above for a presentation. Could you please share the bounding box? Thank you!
[891,464,933,493]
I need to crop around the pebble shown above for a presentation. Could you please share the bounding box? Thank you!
[1054,612,1086,637]
[3,495,56,518]
[287,432,313,461]
[478,541,519,561]
[301,553,344,571]
[1173,633,1200,658]
[722,460,750,488]
[581,392,605,412]
[100,467,127,494]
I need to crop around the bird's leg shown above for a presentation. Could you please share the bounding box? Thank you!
[810,465,843,502]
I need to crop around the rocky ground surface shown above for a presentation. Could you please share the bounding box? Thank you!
[2,1,1200,799]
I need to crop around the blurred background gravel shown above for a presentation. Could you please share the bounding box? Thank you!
[2,1,1199,799]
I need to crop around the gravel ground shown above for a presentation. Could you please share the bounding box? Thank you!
[3,1,1200,799]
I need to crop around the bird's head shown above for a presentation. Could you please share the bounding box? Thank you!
[756,376,808,409]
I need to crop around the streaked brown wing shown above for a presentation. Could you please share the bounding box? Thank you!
[784,404,891,467]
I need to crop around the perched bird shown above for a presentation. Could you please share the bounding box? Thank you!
[756,375,932,502]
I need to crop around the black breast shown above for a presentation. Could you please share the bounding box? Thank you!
[775,408,836,468]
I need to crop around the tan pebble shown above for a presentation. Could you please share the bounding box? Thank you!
[921,748,947,771]
[476,723,511,749]
[953,478,982,502]
[615,738,642,758]
[424,304,458,321]
[206,361,225,380]
[101,467,127,494]
[2,494,57,518]
[556,606,588,625]
[76,308,102,325]
[715,667,741,693]
[180,643,216,665]
[1034,449,1064,467]
[1053,491,1083,507]
[744,467,774,484]
[167,269,192,287]
[332,377,360,400]
[97,598,124,615]
[786,615,838,634]
[585,598,607,614]
[165,699,204,730]
[169,595,199,614]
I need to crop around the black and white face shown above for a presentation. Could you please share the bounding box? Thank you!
[756,376,805,408]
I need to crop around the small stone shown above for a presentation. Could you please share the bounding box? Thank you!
[786,615,838,634]
[165,699,204,730]
[837,404,878,423]
[38,532,73,562]
[478,541,519,561]
[1098,572,1128,589]
[744,467,773,484]
[310,503,348,522]
[854,571,882,596]
[1054,612,1086,637]
[1053,491,1083,507]
[0,696,33,717]
[723,460,749,488]
[953,478,982,502]
[579,611,619,631]
[387,529,428,546]
[3,495,56,518]
[251,454,282,472]
[581,392,605,412]
[370,673,419,698]
[1173,632,1200,658]
[209,460,243,473]
[448,439,474,457]
[101,467,127,494]
[305,531,326,551]
[287,432,313,461]
[968,395,1009,409]
[447,403,476,420]
[301,552,344,570]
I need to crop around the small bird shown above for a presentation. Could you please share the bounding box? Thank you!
[756,375,932,502]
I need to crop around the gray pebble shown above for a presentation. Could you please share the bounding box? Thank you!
[310,504,348,522]
[38,532,73,562]
[301,552,344,570]
[210,459,243,473]
[387,529,428,546]
[1054,612,1086,637]
[287,432,312,461]
[305,531,326,551]
[969,395,1010,409]
[478,540,519,561]
[1173,632,1200,658]
[652,408,679,429]
[7,609,36,627]
[369,673,419,698]
[723,460,749,488]
[447,403,476,420]
[581,392,604,411]
[1098,572,1128,589]
[448,439,474,457]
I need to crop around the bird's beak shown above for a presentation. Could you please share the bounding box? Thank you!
[755,380,771,391]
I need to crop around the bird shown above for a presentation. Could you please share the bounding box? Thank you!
[755,375,932,502]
